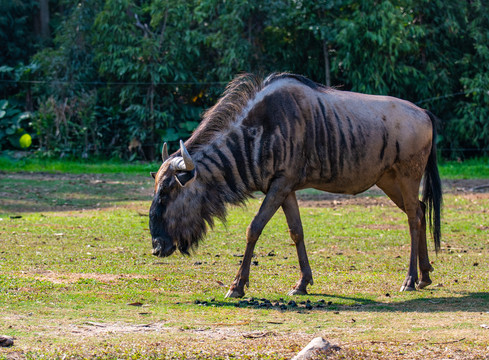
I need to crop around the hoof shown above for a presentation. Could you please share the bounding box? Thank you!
[417,280,432,289]
[287,288,308,296]
[400,285,416,292]
[225,289,245,298]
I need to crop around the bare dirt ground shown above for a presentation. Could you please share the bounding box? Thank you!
[296,178,489,208]
[2,171,488,212]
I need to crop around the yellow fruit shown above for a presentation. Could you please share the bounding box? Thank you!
[19,133,32,148]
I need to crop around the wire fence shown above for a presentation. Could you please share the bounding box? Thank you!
[1,78,487,104]
[1,78,488,157]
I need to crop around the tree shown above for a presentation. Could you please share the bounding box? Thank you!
[451,0,489,155]
[32,0,103,157]
[92,0,205,159]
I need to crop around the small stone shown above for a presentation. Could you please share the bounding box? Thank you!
[0,335,13,347]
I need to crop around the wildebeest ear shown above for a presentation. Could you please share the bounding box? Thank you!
[150,172,157,179]
[175,169,196,187]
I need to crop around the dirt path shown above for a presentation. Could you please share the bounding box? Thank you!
[1,171,488,213]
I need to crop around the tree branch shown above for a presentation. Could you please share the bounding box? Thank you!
[134,13,153,38]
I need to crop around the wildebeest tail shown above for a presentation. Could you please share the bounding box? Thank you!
[423,110,443,252]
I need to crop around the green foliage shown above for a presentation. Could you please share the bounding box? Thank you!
[31,0,103,158]
[333,1,425,97]
[450,0,489,156]
[0,99,33,150]
[1,0,488,159]
[34,92,98,157]
[0,0,38,66]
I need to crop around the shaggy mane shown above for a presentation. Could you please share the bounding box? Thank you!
[187,72,326,150]
[187,73,263,149]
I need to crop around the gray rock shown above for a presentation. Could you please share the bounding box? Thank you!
[291,337,335,360]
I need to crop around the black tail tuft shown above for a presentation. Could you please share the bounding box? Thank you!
[423,111,443,252]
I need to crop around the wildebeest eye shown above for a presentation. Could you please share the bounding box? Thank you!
[175,169,196,187]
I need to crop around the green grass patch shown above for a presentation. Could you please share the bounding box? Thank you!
[0,153,159,175]
[2,153,489,178]
[438,157,489,179]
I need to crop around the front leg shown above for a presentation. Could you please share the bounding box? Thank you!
[282,192,313,296]
[225,180,292,298]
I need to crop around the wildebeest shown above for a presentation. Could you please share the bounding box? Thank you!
[149,73,442,298]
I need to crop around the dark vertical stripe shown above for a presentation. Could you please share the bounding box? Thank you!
[333,109,348,174]
[243,128,260,187]
[319,101,338,180]
[209,145,239,195]
[346,115,360,165]
[315,102,327,178]
[259,134,272,181]
[201,157,224,187]
[227,132,250,189]
[379,131,388,161]
[288,136,295,168]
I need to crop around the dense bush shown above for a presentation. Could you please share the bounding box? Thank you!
[1,0,488,159]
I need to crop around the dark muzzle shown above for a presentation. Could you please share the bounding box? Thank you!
[152,237,176,257]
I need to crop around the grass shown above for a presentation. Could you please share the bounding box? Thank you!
[1,153,489,178]
[1,156,489,359]
[438,157,489,179]
[0,153,159,175]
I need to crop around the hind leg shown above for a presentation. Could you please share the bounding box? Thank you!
[377,173,425,291]
[417,201,434,289]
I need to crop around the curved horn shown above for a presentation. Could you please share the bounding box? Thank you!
[179,140,195,171]
[162,142,169,162]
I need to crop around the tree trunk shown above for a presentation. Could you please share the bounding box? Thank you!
[39,0,50,40]
[323,40,331,87]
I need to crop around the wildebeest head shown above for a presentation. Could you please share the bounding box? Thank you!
[149,140,206,257]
